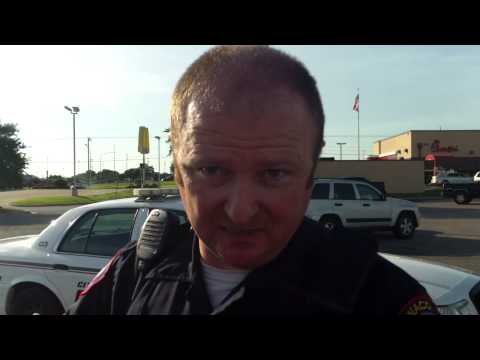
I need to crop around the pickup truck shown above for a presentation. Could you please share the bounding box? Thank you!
[442,182,480,204]
[431,172,473,186]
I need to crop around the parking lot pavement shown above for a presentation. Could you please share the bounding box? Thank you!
[377,199,480,274]
[0,208,58,239]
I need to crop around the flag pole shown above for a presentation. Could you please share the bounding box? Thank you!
[357,88,360,160]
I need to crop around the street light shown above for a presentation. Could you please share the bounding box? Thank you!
[336,142,346,160]
[85,137,91,186]
[154,136,161,182]
[64,105,80,196]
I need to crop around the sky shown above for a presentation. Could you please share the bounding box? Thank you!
[1,45,479,178]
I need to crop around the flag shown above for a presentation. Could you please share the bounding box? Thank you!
[353,94,359,112]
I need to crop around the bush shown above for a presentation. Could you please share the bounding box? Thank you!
[52,179,69,189]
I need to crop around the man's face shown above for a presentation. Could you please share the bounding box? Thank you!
[176,87,318,270]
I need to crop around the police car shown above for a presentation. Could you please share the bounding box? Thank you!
[0,189,479,315]
[0,189,186,315]
[306,178,421,239]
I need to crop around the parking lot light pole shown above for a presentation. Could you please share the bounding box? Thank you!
[336,142,346,160]
[85,137,91,186]
[64,106,80,196]
[154,136,161,182]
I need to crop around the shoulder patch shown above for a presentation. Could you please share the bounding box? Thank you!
[79,247,128,297]
[399,293,439,315]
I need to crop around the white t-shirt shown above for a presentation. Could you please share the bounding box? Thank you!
[201,260,250,310]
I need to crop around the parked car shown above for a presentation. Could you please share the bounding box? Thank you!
[0,188,478,315]
[442,182,480,204]
[381,253,480,315]
[0,189,185,315]
[340,177,386,194]
[431,172,473,186]
[306,178,420,239]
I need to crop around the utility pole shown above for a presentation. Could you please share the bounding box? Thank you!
[64,106,80,195]
[336,142,347,160]
[86,137,91,186]
[113,145,116,173]
[154,136,161,182]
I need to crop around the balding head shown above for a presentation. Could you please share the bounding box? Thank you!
[171,45,325,183]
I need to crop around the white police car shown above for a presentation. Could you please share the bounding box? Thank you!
[306,178,421,239]
[0,189,478,315]
[0,189,186,315]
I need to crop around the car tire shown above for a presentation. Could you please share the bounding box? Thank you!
[393,212,416,239]
[8,286,64,315]
[318,215,342,234]
[454,192,470,205]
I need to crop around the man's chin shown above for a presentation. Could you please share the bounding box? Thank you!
[220,249,271,270]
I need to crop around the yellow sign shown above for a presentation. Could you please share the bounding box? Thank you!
[138,126,150,154]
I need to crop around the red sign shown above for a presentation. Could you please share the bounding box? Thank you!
[430,140,458,153]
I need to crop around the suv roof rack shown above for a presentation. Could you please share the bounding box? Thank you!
[133,188,180,202]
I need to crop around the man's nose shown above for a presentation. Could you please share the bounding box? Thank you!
[224,179,260,225]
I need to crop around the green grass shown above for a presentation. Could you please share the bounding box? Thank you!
[12,190,134,207]
[89,181,177,189]
[89,183,131,189]
[159,181,177,187]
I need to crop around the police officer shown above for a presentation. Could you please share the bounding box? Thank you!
[66,45,438,316]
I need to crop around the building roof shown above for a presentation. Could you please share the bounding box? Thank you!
[374,130,480,144]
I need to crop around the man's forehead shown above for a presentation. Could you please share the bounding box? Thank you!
[186,86,311,127]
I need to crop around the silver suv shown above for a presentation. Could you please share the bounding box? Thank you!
[306,178,421,239]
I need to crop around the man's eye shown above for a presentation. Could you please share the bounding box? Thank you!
[198,166,224,177]
[265,169,289,181]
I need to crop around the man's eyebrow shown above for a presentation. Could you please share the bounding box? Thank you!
[189,127,303,143]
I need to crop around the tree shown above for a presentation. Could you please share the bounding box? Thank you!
[164,127,175,174]
[121,167,141,182]
[76,170,97,185]
[121,166,155,184]
[0,121,27,189]
[96,169,120,183]
[47,175,69,189]
[164,128,172,157]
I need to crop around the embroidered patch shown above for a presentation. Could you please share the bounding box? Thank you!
[399,294,439,315]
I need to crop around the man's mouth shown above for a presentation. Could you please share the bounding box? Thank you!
[220,226,263,236]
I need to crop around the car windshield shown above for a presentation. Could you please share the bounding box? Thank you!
[1,45,479,298]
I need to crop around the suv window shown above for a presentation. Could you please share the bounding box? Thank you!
[311,183,330,199]
[59,208,138,256]
[333,183,356,200]
[356,184,383,201]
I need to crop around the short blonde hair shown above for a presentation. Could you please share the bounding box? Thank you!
[170,45,325,184]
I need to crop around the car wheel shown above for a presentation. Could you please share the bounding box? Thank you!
[318,215,342,234]
[9,286,64,315]
[454,192,470,205]
[393,212,416,239]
